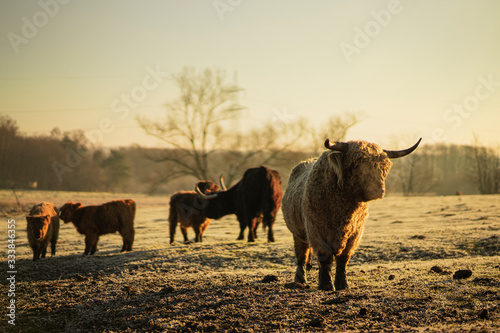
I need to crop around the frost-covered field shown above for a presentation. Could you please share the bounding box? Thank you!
[0,190,499,332]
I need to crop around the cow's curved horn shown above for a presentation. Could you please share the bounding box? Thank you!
[195,185,218,199]
[324,139,349,153]
[219,174,227,191]
[384,138,422,159]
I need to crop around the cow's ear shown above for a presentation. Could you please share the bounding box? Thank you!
[75,203,82,209]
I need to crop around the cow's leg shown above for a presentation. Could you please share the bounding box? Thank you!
[293,235,312,284]
[127,229,134,251]
[123,239,133,252]
[334,253,349,291]
[180,225,191,244]
[120,232,134,252]
[84,235,93,255]
[32,247,39,261]
[51,238,57,256]
[317,252,334,291]
[334,233,361,290]
[41,247,47,259]
[90,236,99,255]
[121,237,131,252]
[120,229,135,252]
[263,211,276,242]
[169,215,178,244]
[121,236,127,252]
[236,214,246,240]
[253,216,262,240]
[247,217,260,242]
[84,234,98,255]
[194,225,202,243]
[198,220,209,243]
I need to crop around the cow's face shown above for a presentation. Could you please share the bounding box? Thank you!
[354,154,392,202]
[326,138,420,202]
[341,141,392,202]
[194,181,220,194]
[59,202,81,223]
[26,215,51,240]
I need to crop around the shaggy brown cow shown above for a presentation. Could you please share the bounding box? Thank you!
[26,202,60,261]
[196,166,283,242]
[169,181,220,244]
[282,138,421,290]
[59,199,136,255]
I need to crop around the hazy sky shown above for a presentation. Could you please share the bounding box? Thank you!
[1,0,500,148]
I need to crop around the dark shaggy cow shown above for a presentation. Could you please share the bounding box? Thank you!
[26,202,60,261]
[282,138,421,290]
[169,181,220,244]
[59,199,136,255]
[196,166,283,242]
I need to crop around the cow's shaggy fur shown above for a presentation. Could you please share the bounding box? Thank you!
[169,181,220,244]
[59,199,136,255]
[282,139,419,290]
[26,202,60,261]
[196,166,283,242]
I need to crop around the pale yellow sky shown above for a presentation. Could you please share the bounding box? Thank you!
[1,0,500,148]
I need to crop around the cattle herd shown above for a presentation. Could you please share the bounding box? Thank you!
[25,138,421,291]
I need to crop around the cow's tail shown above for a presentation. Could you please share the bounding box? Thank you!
[263,174,281,231]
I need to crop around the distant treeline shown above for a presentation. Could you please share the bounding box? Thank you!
[1,117,499,196]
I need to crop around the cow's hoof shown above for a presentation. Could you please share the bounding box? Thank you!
[334,280,349,291]
[318,282,334,291]
[294,275,307,285]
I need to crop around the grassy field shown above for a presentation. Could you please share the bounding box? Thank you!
[0,190,499,332]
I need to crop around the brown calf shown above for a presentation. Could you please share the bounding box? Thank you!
[60,199,136,255]
[26,202,60,261]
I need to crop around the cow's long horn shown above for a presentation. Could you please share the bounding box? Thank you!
[324,139,349,153]
[219,174,227,191]
[195,185,218,199]
[384,138,422,159]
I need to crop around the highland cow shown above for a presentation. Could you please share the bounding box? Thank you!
[282,138,421,290]
[169,181,220,244]
[26,202,60,261]
[196,166,283,242]
[59,199,136,255]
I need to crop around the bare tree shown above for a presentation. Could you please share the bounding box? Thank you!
[137,67,245,186]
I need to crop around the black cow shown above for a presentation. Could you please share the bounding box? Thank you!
[196,166,283,242]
